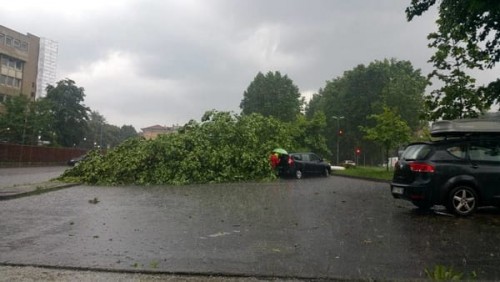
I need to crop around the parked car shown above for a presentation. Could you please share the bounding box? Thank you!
[277,152,331,179]
[341,160,356,168]
[391,119,500,216]
[67,154,86,166]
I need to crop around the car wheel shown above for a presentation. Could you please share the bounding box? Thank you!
[446,185,478,216]
[295,170,303,179]
[324,168,330,177]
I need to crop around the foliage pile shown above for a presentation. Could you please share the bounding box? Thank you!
[61,111,299,185]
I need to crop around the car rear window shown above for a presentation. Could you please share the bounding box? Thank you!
[401,144,432,161]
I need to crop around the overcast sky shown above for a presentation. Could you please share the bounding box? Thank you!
[4,1,498,131]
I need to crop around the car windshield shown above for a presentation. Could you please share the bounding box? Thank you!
[401,144,432,161]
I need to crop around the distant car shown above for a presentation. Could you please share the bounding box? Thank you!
[277,152,331,179]
[391,118,500,216]
[67,154,86,166]
[341,160,356,168]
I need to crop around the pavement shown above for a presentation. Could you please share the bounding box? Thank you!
[0,181,80,200]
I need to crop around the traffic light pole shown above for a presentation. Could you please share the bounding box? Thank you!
[332,116,344,165]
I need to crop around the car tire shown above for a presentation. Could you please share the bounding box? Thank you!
[446,185,478,216]
[324,168,330,177]
[295,170,303,179]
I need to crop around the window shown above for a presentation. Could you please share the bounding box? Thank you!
[0,75,5,85]
[402,144,432,160]
[15,61,23,71]
[5,36,12,46]
[14,78,21,88]
[13,39,20,48]
[20,41,28,52]
[309,154,320,161]
[470,140,500,163]
[446,145,467,159]
[0,33,4,44]
[5,76,13,86]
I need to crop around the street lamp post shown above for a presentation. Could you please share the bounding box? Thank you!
[332,116,344,165]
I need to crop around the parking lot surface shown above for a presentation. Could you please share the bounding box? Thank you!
[1,175,500,280]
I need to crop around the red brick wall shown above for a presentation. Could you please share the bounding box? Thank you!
[0,143,87,167]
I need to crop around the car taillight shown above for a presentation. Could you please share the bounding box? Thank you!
[288,156,294,166]
[409,162,435,173]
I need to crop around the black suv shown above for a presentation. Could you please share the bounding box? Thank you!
[278,152,331,179]
[391,119,500,216]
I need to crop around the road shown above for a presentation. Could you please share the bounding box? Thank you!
[1,168,500,280]
[0,166,68,188]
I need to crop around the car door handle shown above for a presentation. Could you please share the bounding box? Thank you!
[471,164,479,169]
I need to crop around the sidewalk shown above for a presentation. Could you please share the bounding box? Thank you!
[0,181,79,200]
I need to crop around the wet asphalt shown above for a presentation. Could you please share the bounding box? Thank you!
[1,175,500,280]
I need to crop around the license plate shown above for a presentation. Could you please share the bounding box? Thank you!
[392,187,404,195]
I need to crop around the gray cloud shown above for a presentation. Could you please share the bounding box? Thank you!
[5,0,495,131]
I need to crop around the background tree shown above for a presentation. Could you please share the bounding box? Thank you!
[44,79,90,147]
[119,125,138,142]
[82,111,138,149]
[0,95,55,145]
[292,112,330,159]
[359,107,412,171]
[0,95,31,144]
[407,0,500,119]
[240,71,304,122]
[306,59,427,164]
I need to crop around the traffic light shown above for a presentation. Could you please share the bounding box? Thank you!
[338,129,344,136]
[356,148,361,155]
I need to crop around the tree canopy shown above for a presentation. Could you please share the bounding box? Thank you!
[407,0,500,119]
[45,79,90,147]
[62,111,296,185]
[0,78,137,148]
[359,107,411,170]
[306,59,427,164]
[240,71,304,122]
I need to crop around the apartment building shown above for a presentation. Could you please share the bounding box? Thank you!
[0,25,58,110]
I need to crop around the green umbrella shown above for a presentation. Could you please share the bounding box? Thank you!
[272,148,288,155]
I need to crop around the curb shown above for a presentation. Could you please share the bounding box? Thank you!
[330,172,391,184]
[0,182,81,201]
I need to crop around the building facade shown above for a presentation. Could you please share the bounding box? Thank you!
[141,124,180,140]
[0,25,58,110]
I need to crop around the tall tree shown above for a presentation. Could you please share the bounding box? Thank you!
[240,71,304,122]
[44,79,90,147]
[306,59,427,164]
[407,0,500,119]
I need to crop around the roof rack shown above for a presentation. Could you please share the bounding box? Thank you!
[430,118,500,137]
